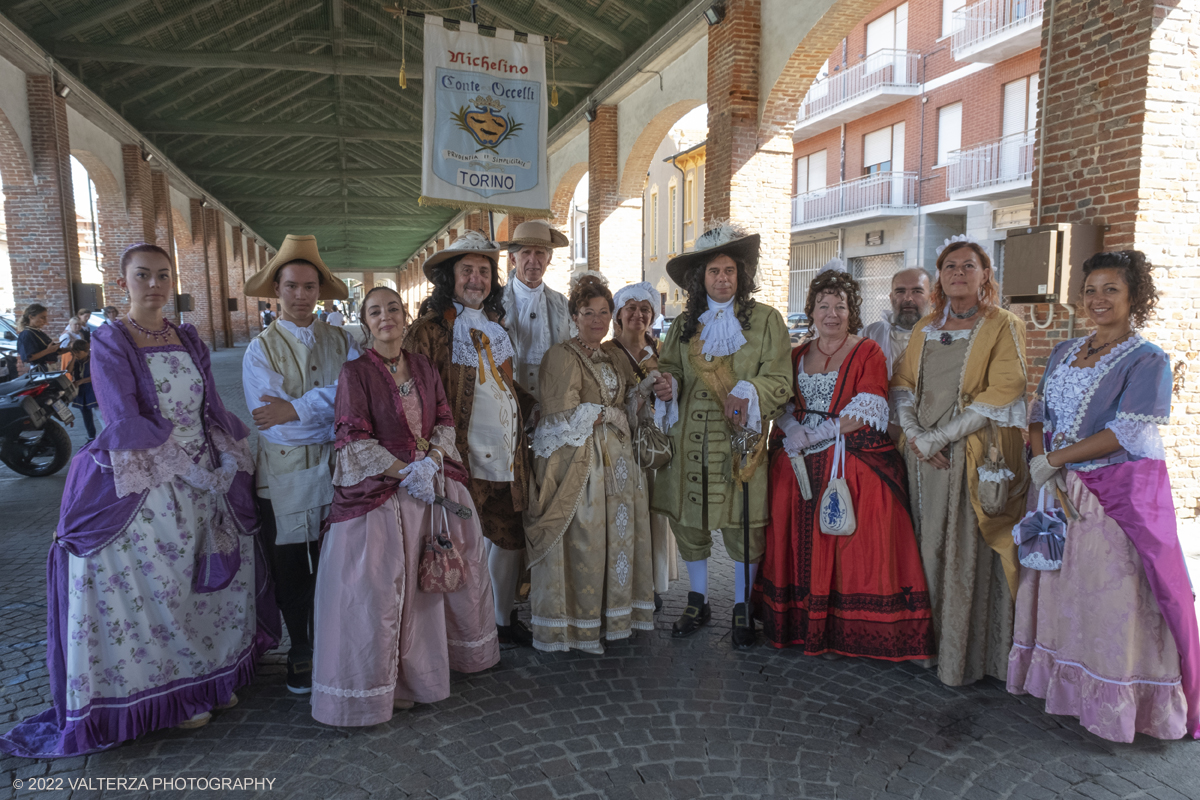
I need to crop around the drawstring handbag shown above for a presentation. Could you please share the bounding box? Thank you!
[819,427,856,536]
[417,464,467,593]
[977,421,1014,516]
[1011,486,1067,571]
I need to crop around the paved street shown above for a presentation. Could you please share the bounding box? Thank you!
[2,346,1198,800]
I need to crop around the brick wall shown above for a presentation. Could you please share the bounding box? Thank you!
[180,199,215,347]
[151,172,178,322]
[229,226,250,344]
[121,144,155,244]
[204,207,232,348]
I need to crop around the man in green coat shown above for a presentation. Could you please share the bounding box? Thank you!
[651,224,793,648]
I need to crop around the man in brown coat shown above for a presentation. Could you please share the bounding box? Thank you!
[405,231,534,648]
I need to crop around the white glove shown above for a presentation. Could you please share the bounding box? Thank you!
[397,457,439,504]
[774,413,811,456]
[895,401,924,442]
[913,409,988,460]
[1029,453,1067,493]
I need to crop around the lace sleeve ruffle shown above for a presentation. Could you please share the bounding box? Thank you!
[110,427,254,499]
[653,375,679,432]
[531,402,602,459]
[1028,398,1045,425]
[889,387,915,410]
[430,424,461,463]
[841,392,889,432]
[729,380,761,433]
[1106,418,1166,461]
[333,439,398,487]
[967,397,1027,428]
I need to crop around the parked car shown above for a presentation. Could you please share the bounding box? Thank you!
[786,313,810,346]
[88,311,108,332]
[0,315,18,383]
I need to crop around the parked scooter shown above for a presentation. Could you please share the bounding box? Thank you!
[0,370,78,477]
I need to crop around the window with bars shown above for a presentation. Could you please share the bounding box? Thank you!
[849,252,906,328]
[788,238,840,313]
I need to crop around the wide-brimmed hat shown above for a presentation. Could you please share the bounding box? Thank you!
[665,223,760,288]
[503,219,569,249]
[244,234,349,300]
[421,230,502,281]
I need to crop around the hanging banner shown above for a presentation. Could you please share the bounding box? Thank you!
[420,17,550,215]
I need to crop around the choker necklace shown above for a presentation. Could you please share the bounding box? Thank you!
[125,315,172,343]
[575,336,599,354]
[815,337,847,370]
[949,305,978,320]
[1085,330,1132,358]
[378,350,404,374]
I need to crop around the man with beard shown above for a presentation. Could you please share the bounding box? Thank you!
[862,267,930,442]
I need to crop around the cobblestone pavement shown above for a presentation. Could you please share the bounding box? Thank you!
[2,346,1199,800]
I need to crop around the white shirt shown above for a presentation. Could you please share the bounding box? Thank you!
[242,318,361,447]
[326,311,345,327]
[862,312,914,378]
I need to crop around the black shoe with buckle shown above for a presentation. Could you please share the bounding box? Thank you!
[286,651,313,695]
[731,602,756,650]
[671,591,711,638]
[497,609,533,649]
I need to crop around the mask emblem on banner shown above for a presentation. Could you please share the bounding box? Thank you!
[454,95,522,153]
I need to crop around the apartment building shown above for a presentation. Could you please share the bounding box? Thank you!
[790,0,1044,326]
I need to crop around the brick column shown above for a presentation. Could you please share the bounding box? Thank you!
[245,243,262,334]
[1028,0,1200,517]
[122,144,156,245]
[704,0,791,313]
[203,208,232,348]
[179,199,215,347]
[9,75,80,330]
[229,226,250,344]
[587,105,642,289]
[362,271,375,293]
[151,172,178,322]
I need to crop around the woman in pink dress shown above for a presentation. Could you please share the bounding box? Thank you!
[311,286,499,727]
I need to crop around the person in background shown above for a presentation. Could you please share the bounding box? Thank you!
[68,339,100,442]
[241,235,360,695]
[325,302,345,328]
[58,317,85,369]
[102,306,119,325]
[891,236,1029,687]
[1009,250,1199,743]
[500,220,572,402]
[862,268,930,378]
[16,303,61,372]
[75,308,92,344]
[405,231,534,650]
[0,243,276,758]
[312,286,498,726]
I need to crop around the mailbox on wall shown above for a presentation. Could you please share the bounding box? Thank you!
[1003,223,1104,304]
[176,294,194,313]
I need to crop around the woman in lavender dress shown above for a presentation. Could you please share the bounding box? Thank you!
[1008,250,1199,742]
[0,244,278,758]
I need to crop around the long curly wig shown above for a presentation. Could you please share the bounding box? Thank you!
[418,253,507,324]
[804,270,863,335]
[1081,250,1159,329]
[678,258,756,343]
[930,241,1001,320]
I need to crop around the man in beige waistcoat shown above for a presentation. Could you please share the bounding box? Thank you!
[242,235,359,694]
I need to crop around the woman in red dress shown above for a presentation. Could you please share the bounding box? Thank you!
[755,265,935,659]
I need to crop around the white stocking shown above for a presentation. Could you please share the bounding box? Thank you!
[733,562,759,607]
[486,541,523,627]
[685,558,709,601]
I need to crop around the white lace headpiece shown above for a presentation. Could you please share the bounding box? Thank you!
[817,257,846,275]
[569,269,608,291]
[935,234,987,259]
[612,281,660,318]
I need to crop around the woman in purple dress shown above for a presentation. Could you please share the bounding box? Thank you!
[0,244,278,758]
[1008,250,1199,742]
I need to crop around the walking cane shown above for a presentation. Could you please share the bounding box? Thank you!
[730,425,761,649]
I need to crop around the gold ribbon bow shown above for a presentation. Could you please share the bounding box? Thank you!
[471,329,506,387]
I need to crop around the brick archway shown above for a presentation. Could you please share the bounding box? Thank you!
[70,150,125,311]
[550,161,588,229]
[617,99,704,201]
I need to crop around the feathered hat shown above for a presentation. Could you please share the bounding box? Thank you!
[421,230,502,281]
[665,221,760,287]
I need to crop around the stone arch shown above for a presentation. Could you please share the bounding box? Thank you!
[758,0,882,139]
[0,104,34,315]
[70,150,125,310]
[618,100,704,201]
[550,161,588,229]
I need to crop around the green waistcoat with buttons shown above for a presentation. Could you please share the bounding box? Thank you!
[650,301,793,531]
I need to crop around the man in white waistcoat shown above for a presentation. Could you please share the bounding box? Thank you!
[242,235,360,694]
[500,220,571,403]
[405,231,535,649]
[861,266,929,441]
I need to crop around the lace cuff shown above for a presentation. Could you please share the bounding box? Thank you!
[531,402,602,458]
[889,387,915,410]
[110,430,253,499]
[1106,418,1166,460]
[653,375,679,432]
[430,424,461,463]
[967,398,1027,428]
[729,380,761,432]
[841,392,889,433]
[333,439,397,487]
[1028,399,1045,425]
[978,465,1016,483]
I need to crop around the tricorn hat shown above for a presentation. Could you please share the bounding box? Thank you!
[665,222,760,288]
[243,234,349,300]
[421,230,502,281]
[503,219,569,249]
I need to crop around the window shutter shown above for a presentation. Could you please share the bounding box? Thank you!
[864,128,893,169]
[809,150,827,190]
[892,122,905,172]
[795,157,809,195]
[1026,74,1039,133]
[942,0,966,36]
[937,103,962,164]
[1002,78,1028,137]
[866,10,894,55]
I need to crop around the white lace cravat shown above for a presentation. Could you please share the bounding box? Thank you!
[697,296,747,358]
[512,278,550,366]
[451,303,515,368]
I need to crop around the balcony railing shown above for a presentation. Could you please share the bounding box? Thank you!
[945,131,1035,198]
[797,50,922,124]
[952,0,1044,61]
[791,171,918,229]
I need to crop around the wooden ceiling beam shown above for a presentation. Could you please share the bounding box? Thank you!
[31,0,149,40]
[251,212,440,222]
[137,119,419,141]
[222,193,423,204]
[478,0,626,53]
